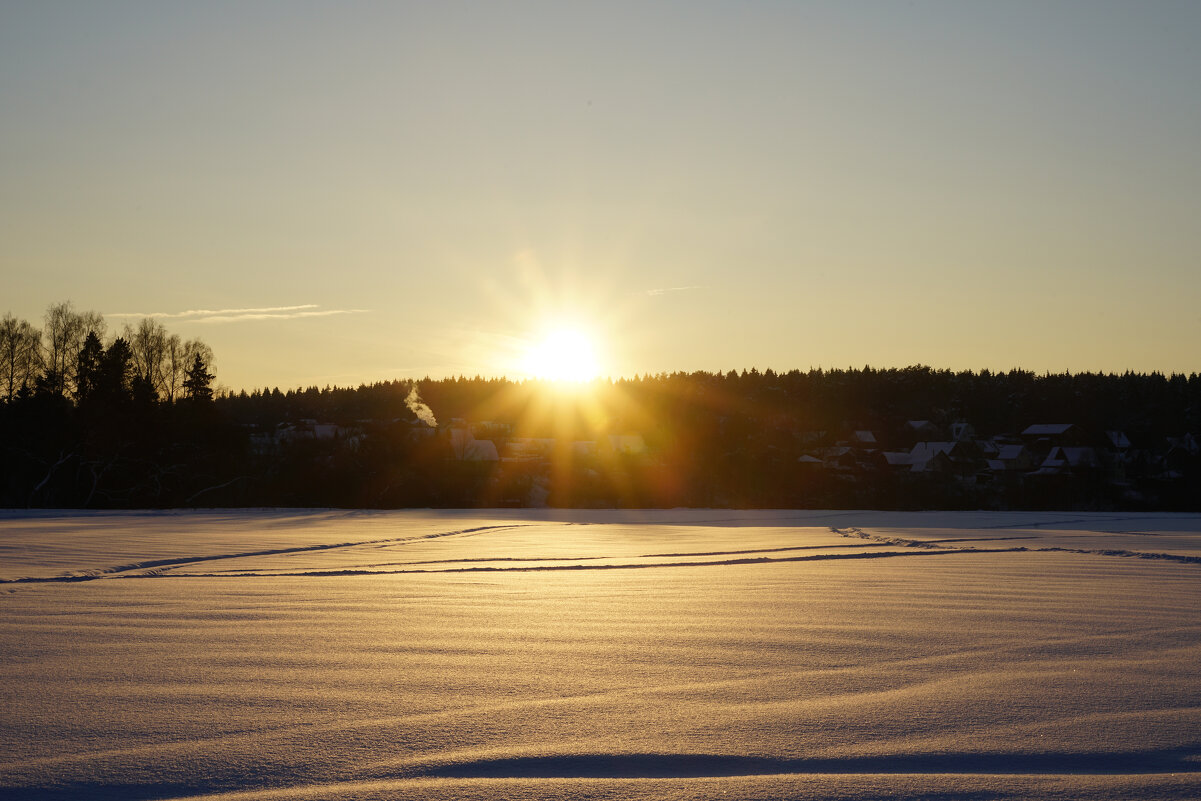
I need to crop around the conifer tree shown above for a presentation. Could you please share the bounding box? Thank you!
[75,331,104,403]
[183,353,214,402]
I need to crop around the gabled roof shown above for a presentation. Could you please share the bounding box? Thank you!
[1022,423,1078,437]
[607,434,647,454]
[313,424,340,440]
[910,451,951,472]
[910,441,957,461]
[1166,433,1199,454]
[450,428,500,461]
[950,422,975,441]
[1041,446,1097,468]
[996,444,1027,461]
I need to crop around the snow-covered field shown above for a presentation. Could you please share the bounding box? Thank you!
[2,509,1200,800]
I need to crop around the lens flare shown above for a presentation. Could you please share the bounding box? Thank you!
[523,328,600,382]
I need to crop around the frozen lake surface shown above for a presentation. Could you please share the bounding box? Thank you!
[2,509,1201,800]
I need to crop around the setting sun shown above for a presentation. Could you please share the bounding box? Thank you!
[523,328,601,382]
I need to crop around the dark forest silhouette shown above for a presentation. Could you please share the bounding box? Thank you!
[2,303,1199,510]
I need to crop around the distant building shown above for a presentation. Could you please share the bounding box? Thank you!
[448,428,499,461]
[950,422,976,442]
[910,450,952,473]
[995,444,1035,471]
[851,430,877,446]
[909,440,984,475]
[505,437,556,459]
[1106,431,1132,451]
[605,434,648,455]
[1022,423,1087,444]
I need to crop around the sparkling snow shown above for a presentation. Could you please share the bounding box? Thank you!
[2,509,1200,800]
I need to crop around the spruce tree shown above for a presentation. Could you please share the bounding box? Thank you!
[183,353,214,402]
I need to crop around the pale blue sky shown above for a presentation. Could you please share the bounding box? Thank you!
[2,1,1199,390]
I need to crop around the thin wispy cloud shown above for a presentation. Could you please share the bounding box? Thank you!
[106,305,368,323]
[643,285,705,297]
[192,309,369,324]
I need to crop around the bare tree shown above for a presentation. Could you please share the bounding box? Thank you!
[41,301,105,396]
[11,302,213,405]
[125,321,213,402]
[182,338,213,375]
[165,335,212,402]
[0,313,42,401]
[162,334,186,402]
[124,318,169,398]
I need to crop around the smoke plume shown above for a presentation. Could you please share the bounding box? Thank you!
[405,386,437,427]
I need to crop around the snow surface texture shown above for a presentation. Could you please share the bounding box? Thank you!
[2,509,1200,800]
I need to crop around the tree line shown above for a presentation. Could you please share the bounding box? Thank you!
[205,369,1199,510]
[1,305,1198,509]
[1,301,214,404]
[1,302,221,507]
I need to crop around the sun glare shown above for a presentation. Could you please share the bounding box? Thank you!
[523,328,601,382]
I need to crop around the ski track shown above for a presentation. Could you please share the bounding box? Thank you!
[639,543,890,558]
[4,511,1201,801]
[981,514,1197,530]
[922,536,1039,544]
[6,516,1201,584]
[185,548,994,578]
[0,525,534,584]
[832,527,1201,565]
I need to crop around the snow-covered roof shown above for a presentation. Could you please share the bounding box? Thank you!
[997,444,1026,461]
[1022,424,1077,437]
[910,442,956,461]
[1166,433,1199,454]
[607,434,647,454]
[910,451,951,472]
[463,440,499,461]
[506,437,555,456]
[1040,447,1069,469]
[450,428,500,461]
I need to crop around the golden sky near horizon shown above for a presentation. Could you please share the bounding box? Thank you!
[2,1,1200,391]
